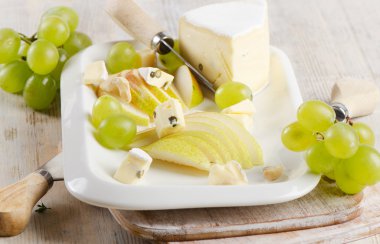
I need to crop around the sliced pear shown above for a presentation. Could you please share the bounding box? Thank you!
[167,130,232,163]
[122,70,161,117]
[189,112,263,166]
[165,84,189,111]
[186,115,252,168]
[127,128,158,149]
[142,137,210,171]
[225,113,254,132]
[121,103,150,126]
[167,133,224,164]
[184,121,238,163]
[174,65,204,108]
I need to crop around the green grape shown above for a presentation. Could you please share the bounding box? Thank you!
[215,82,252,109]
[0,60,32,93]
[297,100,335,132]
[105,42,141,74]
[334,161,364,194]
[92,95,124,128]
[43,6,79,32]
[158,40,183,74]
[38,15,70,47]
[344,145,380,186]
[305,142,339,179]
[51,48,69,88]
[0,28,21,64]
[324,122,359,159]
[27,39,59,75]
[18,41,30,58]
[63,31,92,57]
[97,115,137,149]
[352,122,375,146]
[23,74,57,110]
[281,122,315,152]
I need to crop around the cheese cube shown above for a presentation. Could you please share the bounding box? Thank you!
[208,161,248,185]
[154,98,185,138]
[83,60,108,85]
[138,67,174,89]
[221,99,255,115]
[179,1,269,93]
[138,49,156,67]
[113,148,153,184]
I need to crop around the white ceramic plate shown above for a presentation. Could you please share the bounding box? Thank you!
[61,42,320,210]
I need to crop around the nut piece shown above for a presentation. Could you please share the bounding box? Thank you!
[263,164,284,181]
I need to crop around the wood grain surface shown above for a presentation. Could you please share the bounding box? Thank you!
[0,0,379,243]
[109,179,364,242]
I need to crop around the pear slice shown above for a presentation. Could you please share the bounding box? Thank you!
[165,84,189,111]
[184,121,238,163]
[127,128,158,149]
[142,137,211,171]
[167,130,232,163]
[186,116,252,168]
[122,70,161,117]
[137,49,156,67]
[174,65,204,108]
[121,103,150,126]
[189,112,263,166]
[167,133,224,164]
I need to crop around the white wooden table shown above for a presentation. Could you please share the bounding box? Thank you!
[0,0,380,243]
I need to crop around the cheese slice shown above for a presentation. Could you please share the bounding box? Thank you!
[208,160,248,185]
[221,99,255,115]
[179,1,270,94]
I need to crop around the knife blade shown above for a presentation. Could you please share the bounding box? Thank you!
[38,152,64,182]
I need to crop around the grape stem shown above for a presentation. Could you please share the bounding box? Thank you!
[346,117,353,126]
[18,32,37,44]
[315,132,325,141]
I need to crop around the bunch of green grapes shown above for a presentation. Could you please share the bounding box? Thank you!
[0,6,92,110]
[92,95,136,149]
[281,100,380,194]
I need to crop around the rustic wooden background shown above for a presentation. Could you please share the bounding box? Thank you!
[0,0,379,243]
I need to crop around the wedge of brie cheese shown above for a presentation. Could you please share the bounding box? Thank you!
[83,60,108,85]
[154,98,185,138]
[208,160,248,185]
[179,1,269,94]
[138,67,174,89]
[113,148,153,184]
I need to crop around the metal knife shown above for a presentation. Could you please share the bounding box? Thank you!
[0,153,63,237]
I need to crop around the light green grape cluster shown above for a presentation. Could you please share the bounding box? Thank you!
[281,100,380,194]
[106,42,141,74]
[0,6,92,110]
[92,95,136,149]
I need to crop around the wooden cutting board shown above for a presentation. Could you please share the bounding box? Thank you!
[109,179,364,242]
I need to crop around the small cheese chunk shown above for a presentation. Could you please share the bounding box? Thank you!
[154,98,185,138]
[83,60,108,85]
[138,49,156,67]
[138,67,174,89]
[113,148,153,184]
[98,76,132,103]
[225,113,253,131]
[222,99,255,115]
[208,161,248,185]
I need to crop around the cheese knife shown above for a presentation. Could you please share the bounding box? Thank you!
[0,153,63,236]
[105,0,216,92]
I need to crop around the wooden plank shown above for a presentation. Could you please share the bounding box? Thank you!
[110,179,363,242]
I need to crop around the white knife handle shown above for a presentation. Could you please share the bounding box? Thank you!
[106,0,165,48]
[0,170,52,236]
[331,78,380,118]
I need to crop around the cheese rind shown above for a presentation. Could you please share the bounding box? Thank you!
[83,60,108,85]
[113,148,153,184]
[98,76,132,103]
[154,98,185,138]
[179,1,269,94]
[208,160,248,185]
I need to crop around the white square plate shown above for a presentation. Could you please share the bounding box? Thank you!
[61,42,320,210]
